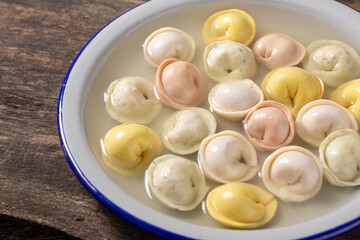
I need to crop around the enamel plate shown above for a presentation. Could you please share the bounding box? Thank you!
[58,0,360,239]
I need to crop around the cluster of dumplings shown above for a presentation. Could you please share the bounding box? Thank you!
[100,8,360,229]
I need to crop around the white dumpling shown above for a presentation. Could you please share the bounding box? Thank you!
[295,99,358,147]
[208,79,264,120]
[162,107,216,155]
[204,40,257,83]
[147,154,209,211]
[198,130,258,183]
[302,40,360,87]
[319,129,360,187]
[105,76,162,124]
[262,146,323,202]
[143,27,195,67]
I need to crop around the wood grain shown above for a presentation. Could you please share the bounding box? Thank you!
[0,0,359,239]
[0,0,158,239]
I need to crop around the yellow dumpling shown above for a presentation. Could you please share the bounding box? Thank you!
[203,9,256,46]
[206,182,277,229]
[261,67,324,117]
[330,79,360,127]
[101,123,162,177]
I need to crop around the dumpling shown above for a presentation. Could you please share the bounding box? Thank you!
[203,9,256,46]
[296,99,358,147]
[243,100,294,152]
[206,182,277,229]
[155,58,206,109]
[204,40,257,83]
[319,129,360,187]
[101,123,162,177]
[143,27,195,67]
[261,67,324,117]
[147,154,209,211]
[162,107,216,155]
[208,79,264,120]
[330,79,360,127]
[252,33,306,70]
[105,76,162,124]
[302,40,360,87]
[198,130,258,183]
[262,146,323,202]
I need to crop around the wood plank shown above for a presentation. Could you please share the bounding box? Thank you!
[0,0,158,239]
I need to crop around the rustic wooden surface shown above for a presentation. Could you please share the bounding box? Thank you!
[0,0,359,239]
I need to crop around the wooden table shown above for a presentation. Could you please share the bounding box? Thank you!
[1,0,359,239]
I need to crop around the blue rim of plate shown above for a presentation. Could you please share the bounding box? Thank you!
[57,0,360,239]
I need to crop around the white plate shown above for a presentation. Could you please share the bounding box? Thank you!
[58,0,360,239]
